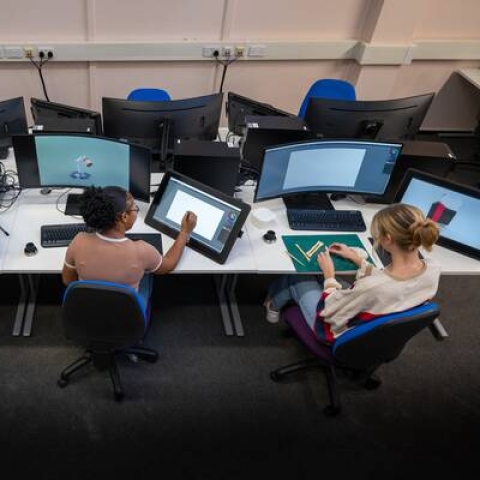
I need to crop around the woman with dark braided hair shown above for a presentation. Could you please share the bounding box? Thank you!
[264,204,441,344]
[62,186,197,304]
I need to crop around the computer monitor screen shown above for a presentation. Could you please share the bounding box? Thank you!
[255,140,402,209]
[145,171,251,264]
[31,98,103,135]
[0,97,28,146]
[395,169,480,260]
[13,133,151,204]
[305,93,434,141]
[227,92,293,135]
[102,93,223,157]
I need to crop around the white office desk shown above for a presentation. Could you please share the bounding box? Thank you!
[458,69,480,91]
[3,149,475,340]
[1,178,257,337]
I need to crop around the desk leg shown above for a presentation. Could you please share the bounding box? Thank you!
[22,274,39,337]
[226,274,244,337]
[215,274,234,336]
[12,274,29,336]
[429,318,449,341]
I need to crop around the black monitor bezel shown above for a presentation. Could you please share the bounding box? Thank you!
[254,139,403,203]
[0,97,28,146]
[102,93,223,153]
[226,92,293,135]
[145,171,251,264]
[30,97,103,135]
[12,133,151,203]
[394,168,480,261]
[304,93,434,141]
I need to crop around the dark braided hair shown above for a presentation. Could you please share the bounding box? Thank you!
[79,186,127,231]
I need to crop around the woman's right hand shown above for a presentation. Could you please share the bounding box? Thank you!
[181,211,197,234]
[317,249,335,279]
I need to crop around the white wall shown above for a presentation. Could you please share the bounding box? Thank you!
[1,0,479,129]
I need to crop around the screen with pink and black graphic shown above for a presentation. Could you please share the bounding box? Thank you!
[399,177,480,251]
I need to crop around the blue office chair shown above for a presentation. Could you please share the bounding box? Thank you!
[127,88,171,101]
[270,302,440,416]
[57,280,158,401]
[298,78,356,118]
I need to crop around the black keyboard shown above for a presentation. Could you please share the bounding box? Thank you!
[287,209,367,232]
[41,223,90,247]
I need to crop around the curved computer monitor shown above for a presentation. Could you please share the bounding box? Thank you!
[0,97,28,146]
[255,139,403,210]
[31,98,103,135]
[102,93,223,157]
[13,133,151,213]
[226,92,294,135]
[304,93,434,141]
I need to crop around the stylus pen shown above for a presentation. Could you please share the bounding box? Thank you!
[0,223,10,236]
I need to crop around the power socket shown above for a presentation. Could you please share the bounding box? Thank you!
[202,46,221,58]
[38,47,55,59]
[222,46,233,58]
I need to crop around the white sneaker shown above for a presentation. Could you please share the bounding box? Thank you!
[264,299,280,324]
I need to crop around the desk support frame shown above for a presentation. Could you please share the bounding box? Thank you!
[12,273,39,337]
[214,274,244,337]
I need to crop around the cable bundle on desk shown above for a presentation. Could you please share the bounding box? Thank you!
[0,161,21,212]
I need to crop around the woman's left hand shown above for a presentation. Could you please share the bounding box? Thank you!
[317,249,335,279]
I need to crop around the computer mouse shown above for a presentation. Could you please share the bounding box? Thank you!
[24,242,38,256]
[263,230,277,244]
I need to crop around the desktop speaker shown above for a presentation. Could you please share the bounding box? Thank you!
[367,140,456,204]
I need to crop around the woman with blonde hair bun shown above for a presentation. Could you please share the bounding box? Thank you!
[264,204,441,344]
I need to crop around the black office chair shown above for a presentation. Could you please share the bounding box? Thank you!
[270,302,440,416]
[58,280,158,401]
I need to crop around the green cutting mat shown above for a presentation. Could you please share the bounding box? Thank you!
[282,234,373,273]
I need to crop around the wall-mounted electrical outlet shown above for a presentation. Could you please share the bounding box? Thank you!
[234,45,246,57]
[222,46,233,57]
[23,47,34,58]
[202,46,221,58]
[38,47,55,59]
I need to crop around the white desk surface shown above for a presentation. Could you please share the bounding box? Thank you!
[240,186,480,275]
[3,148,480,275]
[458,69,480,90]
[0,187,256,274]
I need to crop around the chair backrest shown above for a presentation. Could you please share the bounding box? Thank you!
[127,88,171,101]
[298,78,356,118]
[332,302,440,369]
[62,280,147,351]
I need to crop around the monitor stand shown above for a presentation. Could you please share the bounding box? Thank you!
[64,193,82,216]
[151,118,173,172]
[283,192,334,212]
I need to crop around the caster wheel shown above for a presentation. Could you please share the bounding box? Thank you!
[270,371,283,382]
[144,353,159,363]
[324,405,341,417]
[114,391,125,402]
[57,377,68,388]
[364,377,382,390]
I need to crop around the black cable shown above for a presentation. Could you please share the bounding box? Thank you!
[28,56,51,102]
[0,161,21,212]
[215,55,237,94]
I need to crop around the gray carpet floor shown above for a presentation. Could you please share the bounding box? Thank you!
[0,272,479,479]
